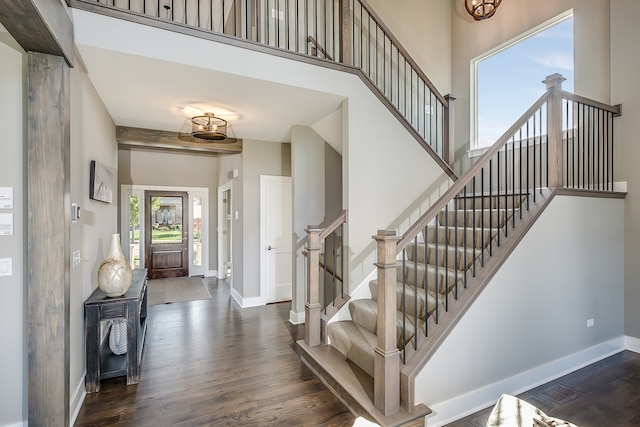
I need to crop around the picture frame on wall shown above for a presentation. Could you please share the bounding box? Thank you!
[89,160,113,203]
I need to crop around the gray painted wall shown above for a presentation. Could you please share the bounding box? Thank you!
[69,63,120,420]
[217,141,290,303]
[0,31,26,427]
[611,0,640,339]
[118,148,220,272]
[418,195,625,425]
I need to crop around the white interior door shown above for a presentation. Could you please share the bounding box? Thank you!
[260,175,293,304]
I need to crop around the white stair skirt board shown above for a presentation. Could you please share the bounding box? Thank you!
[424,337,625,427]
[289,310,305,325]
[327,268,376,324]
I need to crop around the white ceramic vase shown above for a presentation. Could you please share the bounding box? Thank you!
[98,233,133,297]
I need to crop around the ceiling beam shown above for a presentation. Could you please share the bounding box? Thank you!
[116,126,243,155]
[0,0,75,66]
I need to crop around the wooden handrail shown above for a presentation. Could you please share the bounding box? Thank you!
[319,210,348,240]
[561,90,622,116]
[307,35,333,61]
[396,89,553,253]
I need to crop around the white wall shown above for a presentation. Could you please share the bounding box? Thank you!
[417,195,625,426]
[0,30,26,427]
[69,65,120,421]
[366,0,452,94]
[610,0,640,340]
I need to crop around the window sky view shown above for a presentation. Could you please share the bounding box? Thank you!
[476,16,574,148]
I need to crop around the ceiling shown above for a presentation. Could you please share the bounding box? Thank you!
[76,44,346,146]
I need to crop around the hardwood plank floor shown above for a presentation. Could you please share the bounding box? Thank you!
[74,278,355,427]
[445,350,640,426]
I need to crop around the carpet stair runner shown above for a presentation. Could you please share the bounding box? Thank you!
[327,194,527,378]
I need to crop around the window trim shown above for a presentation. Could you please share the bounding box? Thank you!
[469,9,574,156]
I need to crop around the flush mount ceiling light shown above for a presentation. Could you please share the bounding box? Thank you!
[465,0,502,21]
[191,113,228,141]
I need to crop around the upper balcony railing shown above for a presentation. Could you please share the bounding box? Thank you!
[71,0,455,174]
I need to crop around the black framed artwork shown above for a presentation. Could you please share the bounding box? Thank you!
[89,160,113,203]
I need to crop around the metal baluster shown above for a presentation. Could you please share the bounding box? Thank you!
[424,225,429,337]
[413,235,418,350]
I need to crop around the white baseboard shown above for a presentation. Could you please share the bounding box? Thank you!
[69,375,86,427]
[425,336,626,427]
[4,421,27,427]
[625,335,640,353]
[230,287,264,308]
[289,310,305,325]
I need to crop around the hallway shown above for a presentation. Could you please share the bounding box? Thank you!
[74,278,354,426]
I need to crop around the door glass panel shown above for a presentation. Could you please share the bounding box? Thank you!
[151,196,183,245]
[129,195,140,269]
[192,196,202,267]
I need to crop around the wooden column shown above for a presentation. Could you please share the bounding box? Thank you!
[373,230,400,417]
[305,227,323,347]
[338,0,352,66]
[444,94,457,170]
[27,51,71,427]
[544,73,566,188]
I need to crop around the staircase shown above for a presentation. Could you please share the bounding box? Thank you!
[328,194,527,379]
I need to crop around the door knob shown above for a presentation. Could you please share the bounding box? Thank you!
[267,246,276,251]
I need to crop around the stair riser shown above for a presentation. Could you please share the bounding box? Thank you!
[454,195,527,210]
[369,281,437,319]
[348,299,423,348]
[405,243,481,270]
[424,226,498,249]
[438,209,516,229]
[397,263,463,294]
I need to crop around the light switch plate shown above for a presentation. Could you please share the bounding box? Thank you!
[0,258,12,276]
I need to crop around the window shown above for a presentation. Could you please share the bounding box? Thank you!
[472,13,574,151]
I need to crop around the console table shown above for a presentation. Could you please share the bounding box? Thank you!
[84,268,148,393]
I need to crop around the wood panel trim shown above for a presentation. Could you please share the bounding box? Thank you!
[116,126,243,155]
[0,0,75,66]
[27,52,71,427]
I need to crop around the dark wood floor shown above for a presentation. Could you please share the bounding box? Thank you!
[445,350,640,426]
[74,278,355,426]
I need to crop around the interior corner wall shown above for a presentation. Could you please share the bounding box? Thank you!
[117,148,220,273]
[611,0,640,339]
[239,140,291,302]
[291,126,327,317]
[451,0,611,172]
[366,0,452,93]
[69,65,119,416]
[0,31,26,427]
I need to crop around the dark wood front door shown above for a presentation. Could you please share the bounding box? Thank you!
[145,191,189,279]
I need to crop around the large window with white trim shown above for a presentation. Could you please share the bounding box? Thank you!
[472,13,574,151]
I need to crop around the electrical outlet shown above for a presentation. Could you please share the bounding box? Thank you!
[73,251,81,268]
[0,258,12,276]
[587,318,594,328]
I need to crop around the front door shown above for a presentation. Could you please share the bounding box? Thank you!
[145,191,189,279]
